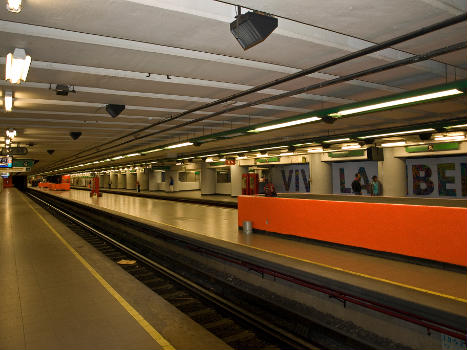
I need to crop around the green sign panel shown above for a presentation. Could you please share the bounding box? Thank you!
[12,159,35,167]
[329,150,365,158]
[406,142,459,153]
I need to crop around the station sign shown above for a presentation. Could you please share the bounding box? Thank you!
[0,156,12,168]
[13,159,35,168]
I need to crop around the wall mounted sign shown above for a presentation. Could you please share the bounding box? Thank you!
[271,164,310,193]
[407,156,466,198]
[332,161,378,195]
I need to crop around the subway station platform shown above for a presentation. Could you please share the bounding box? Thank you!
[0,188,230,350]
[26,187,467,328]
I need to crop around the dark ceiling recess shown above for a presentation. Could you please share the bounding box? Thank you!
[419,133,433,140]
[230,9,278,50]
[69,132,82,140]
[105,104,125,118]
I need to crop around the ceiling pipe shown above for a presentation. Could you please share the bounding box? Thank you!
[46,14,467,170]
[46,40,466,172]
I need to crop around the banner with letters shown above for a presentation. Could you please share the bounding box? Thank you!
[406,156,466,198]
[332,161,378,195]
[270,164,310,193]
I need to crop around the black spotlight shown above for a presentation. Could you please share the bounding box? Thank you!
[287,145,296,152]
[230,10,278,50]
[364,138,375,145]
[55,84,70,96]
[419,133,432,141]
[69,131,82,140]
[105,104,125,118]
[322,115,336,124]
[47,149,55,155]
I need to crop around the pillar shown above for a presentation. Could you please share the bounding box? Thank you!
[126,172,137,190]
[379,147,407,197]
[230,164,248,197]
[117,173,126,189]
[110,173,118,189]
[201,162,216,195]
[149,170,162,191]
[137,169,149,191]
[102,174,110,188]
[98,175,105,188]
[310,153,332,194]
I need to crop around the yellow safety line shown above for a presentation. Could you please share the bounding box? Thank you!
[22,194,175,350]
[31,189,467,303]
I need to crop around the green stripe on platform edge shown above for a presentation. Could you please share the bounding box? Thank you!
[329,149,365,158]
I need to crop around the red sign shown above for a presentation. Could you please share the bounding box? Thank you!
[225,159,236,165]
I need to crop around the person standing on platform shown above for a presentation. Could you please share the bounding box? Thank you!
[169,176,174,192]
[351,173,362,195]
[370,175,382,196]
[136,180,140,192]
[264,179,277,197]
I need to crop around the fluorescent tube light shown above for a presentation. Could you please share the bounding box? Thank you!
[219,158,226,161]
[253,146,287,151]
[111,156,124,160]
[142,148,162,154]
[307,147,323,153]
[205,158,214,163]
[323,138,350,143]
[222,150,248,155]
[341,144,361,150]
[5,48,31,84]
[434,135,465,141]
[165,142,193,149]
[330,89,464,117]
[200,153,219,157]
[445,124,467,129]
[5,138,11,145]
[6,129,16,139]
[358,128,435,139]
[126,153,141,157]
[249,116,321,133]
[280,152,294,156]
[4,91,13,112]
[237,156,248,159]
[381,141,406,147]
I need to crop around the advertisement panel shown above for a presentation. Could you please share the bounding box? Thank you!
[270,164,310,193]
[406,156,466,198]
[332,161,378,195]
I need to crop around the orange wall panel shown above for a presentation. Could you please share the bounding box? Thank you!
[238,196,467,266]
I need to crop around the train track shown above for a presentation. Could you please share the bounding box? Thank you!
[29,191,378,350]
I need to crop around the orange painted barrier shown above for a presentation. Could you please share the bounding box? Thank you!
[238,196,467,266]
[50,183,70,191]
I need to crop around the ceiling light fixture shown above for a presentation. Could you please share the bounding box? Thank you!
[381,141,406,147]
[330,89,463,117]
[111,156,124,160]
[5,138,11,145]
[307,147,323,153]
[6,129,16,139]
[445,124,467,129]
[142,148,162,154]
[341,143,362,150]
[249,116,321,133]
[165,142,193,149]
[6,0,22,13]
[358,128,435,139]
[5,48,31,84]
[126,153,141,157]
[280,152,294,156]
[434,133,466,141]
[323,138,351,143]
[4,91,13,111]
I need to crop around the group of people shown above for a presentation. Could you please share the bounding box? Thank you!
[351,173,382,196]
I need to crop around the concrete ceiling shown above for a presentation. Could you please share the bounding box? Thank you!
[0,0,465,173]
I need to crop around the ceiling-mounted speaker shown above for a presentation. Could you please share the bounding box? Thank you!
[69,131,82,140]
[419,133,432,141]
[47,149,55,155]
[322,115,336,124]
[230,11,278,50]
[56,84,70,96]
[105,104,125,118]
